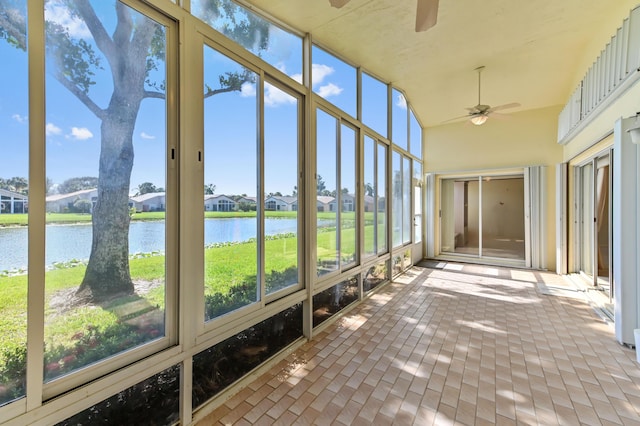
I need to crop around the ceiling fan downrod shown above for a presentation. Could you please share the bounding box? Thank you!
[475,65,485,106]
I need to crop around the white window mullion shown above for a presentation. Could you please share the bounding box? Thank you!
[26,0,46,412]
[258,72,266,306]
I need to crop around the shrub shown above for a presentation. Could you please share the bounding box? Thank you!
[204,266,298,320]
[0,345,26,405]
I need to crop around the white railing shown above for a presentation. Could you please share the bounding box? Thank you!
[558,5,640,143]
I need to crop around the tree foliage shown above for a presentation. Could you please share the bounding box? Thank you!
[365,183,374,197]
[58,176,98,194]
[316,175,326,195]
[0,176,28,194]
[136,182,159,195]
[204,183,216,195]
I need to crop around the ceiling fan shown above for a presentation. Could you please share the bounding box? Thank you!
[329,0,439,32]
[444,66,521,126]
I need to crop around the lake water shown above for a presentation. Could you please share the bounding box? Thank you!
[0,218,311,272]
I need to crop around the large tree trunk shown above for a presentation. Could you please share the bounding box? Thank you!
[75,4,155,301]
[78,114,136,298]
[78,95,141,300]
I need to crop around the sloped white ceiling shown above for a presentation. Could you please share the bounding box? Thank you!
[243,0,639,127]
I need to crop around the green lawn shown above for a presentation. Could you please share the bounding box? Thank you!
[0,232,305,353]
[0,216,381,383]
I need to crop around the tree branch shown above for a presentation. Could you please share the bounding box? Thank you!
[113,1,133,50]
[204,86,240,99]
[54,71,105,120]
[143,90,166,100]
[74,0,117,60]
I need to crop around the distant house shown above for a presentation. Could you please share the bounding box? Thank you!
[316,196,334,212]
[131,192,166,212]
[237,196,257,205]
[0,188,28,214]
[204,194,236,212]
[236,196,257,211]
[364,195,375,212]
[46,188,97,213]
[265,195,297,211]
[377,196,386,211]
[329,193,355,212]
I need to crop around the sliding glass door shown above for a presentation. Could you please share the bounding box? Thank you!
[575,152,612,295]
[440,175,525,261]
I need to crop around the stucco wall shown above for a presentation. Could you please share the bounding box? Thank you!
[424,106,563,269]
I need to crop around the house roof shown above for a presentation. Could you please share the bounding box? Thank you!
[45,188,96,202]
[204,194,236,202]
[266,195,297,204]
[0,188,28,199]
[316,196,335,204]
[130,192,166,202]
[237,196,257,203]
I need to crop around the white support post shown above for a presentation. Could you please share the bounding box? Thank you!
[613,117,639,345]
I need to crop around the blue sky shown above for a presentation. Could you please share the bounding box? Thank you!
[0,0,408,197]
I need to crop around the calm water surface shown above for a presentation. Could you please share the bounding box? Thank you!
[0,218,312,271]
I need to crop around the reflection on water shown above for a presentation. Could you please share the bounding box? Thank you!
[0,218,310,272]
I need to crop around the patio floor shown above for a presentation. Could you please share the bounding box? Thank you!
[197,262,640,425]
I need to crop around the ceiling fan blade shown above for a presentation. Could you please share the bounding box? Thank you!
[415,0,439,32]
[441,113,472,124]
[329,0,351,8]
[488,102,521,113]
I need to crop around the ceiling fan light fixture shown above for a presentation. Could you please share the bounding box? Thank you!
[470,115,488,126]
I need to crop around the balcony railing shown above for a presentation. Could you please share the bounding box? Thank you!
[557,6,640,144]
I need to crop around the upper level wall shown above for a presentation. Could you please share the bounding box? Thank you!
[424,106,562,270]
[425,106,562,173]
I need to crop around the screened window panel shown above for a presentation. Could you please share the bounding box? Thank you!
[414,162,423,243]
[363,136,376,257]
[203,45,258,320]
[0,0,28,405]
[391,88,408,151]
[312,45,357,118]
[377,143,388,253]
[43,0,169,382]
[402,157,411,244]
[264,82,300,294]
[340,124,357,267]
[392,151,403,247]
[192,0,303,81]
[316,109,339,276]
[362,72,388,138]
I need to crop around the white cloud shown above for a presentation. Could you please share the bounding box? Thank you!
[308,64,343,98]
[311,63,335,86]
[140,132,156,140]
[46,122,62,136]
[68,127,93,140]
[288,64,340,92]
[264,83,296,107]
[45,1,91,39]
[265,26,295,63]
[240,81,256,98]
[317,83,343,98]
[12,114,28,124]
[290,72,303,84]
[396,93,407,110]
